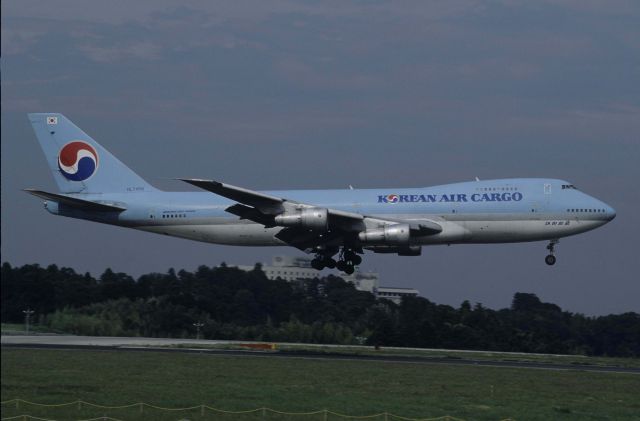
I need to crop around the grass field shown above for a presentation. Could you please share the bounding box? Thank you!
[2,348,640,420]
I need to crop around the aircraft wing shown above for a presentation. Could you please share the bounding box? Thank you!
[24,189,126,212]
[180,178,285,214]
[180,178,440,250]
[180,178,365,229]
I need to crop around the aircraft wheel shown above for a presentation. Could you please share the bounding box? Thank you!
[324,258,336,269]
[311,258,325,270]
[545,254,556,266]
[335,260,347,272]
[351,255,362,265]
[344,265,355,275]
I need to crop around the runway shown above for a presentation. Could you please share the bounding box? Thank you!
[3,335,638,375]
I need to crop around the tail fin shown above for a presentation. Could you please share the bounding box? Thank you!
[28,113,157,194]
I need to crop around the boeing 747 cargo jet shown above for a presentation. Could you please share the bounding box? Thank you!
[25,114,616,274]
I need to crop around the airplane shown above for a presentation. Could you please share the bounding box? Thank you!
[25,113,616,274]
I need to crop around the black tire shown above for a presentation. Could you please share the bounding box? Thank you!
[545,254,556,266]
[324,258,336,269]
[352,255,362,265]
[335,260,347,272]
[344,265,355,275]
[311,259,325,270]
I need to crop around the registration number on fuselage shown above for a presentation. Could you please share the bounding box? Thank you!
[545,221,571,226]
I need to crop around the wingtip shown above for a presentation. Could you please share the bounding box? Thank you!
[177,179,227,192]
[177,177,211,182]
[178,178,222,185]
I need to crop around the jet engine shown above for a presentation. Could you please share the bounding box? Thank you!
[358,223,410,245]
[274,207,328,231]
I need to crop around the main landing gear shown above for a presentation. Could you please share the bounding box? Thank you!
[545,240,558,266]
[311,247,362,275]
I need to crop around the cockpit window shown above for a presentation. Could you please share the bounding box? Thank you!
[561,184,578,190]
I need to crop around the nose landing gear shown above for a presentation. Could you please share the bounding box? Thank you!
[545,240,558,266]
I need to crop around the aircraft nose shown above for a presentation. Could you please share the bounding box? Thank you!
[605,205,616,221]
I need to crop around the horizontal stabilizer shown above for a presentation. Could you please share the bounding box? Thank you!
[24,189,126,212]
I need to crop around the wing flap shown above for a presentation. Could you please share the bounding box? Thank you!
[24,189,126,212]
[225,203,276,227]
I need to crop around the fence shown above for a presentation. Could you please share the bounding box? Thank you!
[1,400,516,421]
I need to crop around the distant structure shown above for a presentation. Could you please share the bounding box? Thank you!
[234,256,419,304]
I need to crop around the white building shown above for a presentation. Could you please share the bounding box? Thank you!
[233,256,419,304]
[376,286,421,304]
[235,255,317,282]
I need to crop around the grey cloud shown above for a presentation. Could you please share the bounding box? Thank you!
[78,41,163,63]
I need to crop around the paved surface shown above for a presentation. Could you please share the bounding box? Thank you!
[0,335,579,356]
[1,335,240,347]
[3,335,639,375]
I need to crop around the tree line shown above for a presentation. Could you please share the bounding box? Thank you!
[2,262,638,357]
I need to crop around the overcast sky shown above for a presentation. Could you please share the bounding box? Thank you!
[2,1,639,315]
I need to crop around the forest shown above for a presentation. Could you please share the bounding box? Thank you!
[2,262,638,357]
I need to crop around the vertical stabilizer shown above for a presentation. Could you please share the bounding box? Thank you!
[28,113,157,194]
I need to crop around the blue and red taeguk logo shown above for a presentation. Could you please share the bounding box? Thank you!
[384,194,399,204]
[58,141,99,181]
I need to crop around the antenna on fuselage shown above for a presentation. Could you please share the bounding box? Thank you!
[475,177,480,181]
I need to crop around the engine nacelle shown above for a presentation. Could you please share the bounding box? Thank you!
[366,245,422,256]
[274,207,328,231]
[358,224,411,245]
